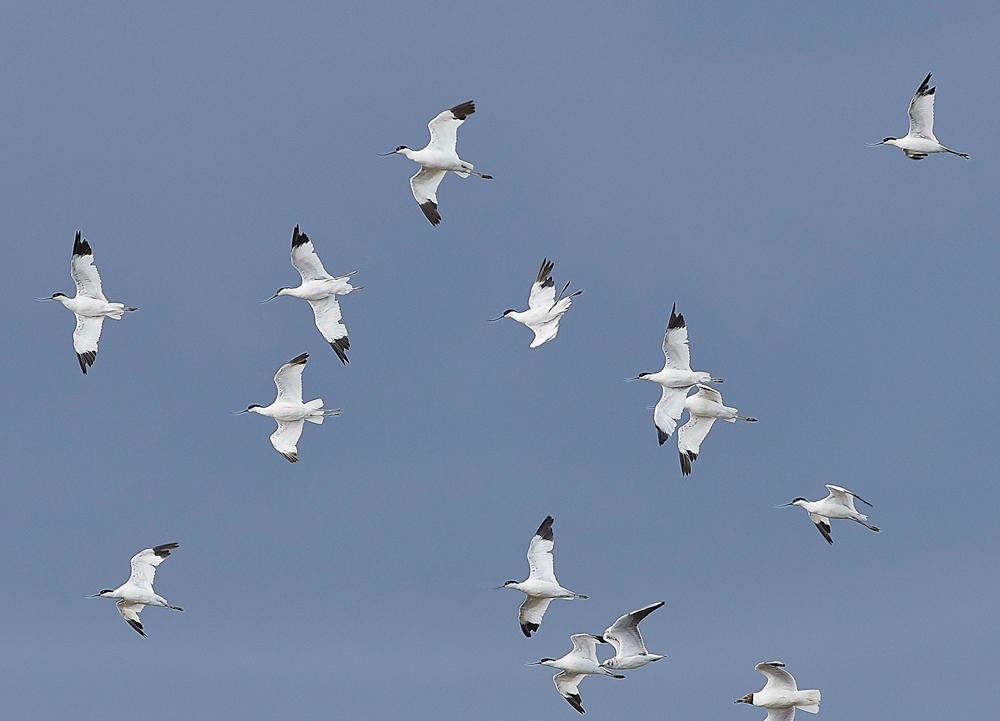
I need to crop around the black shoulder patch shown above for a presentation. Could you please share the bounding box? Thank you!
[535,515,554,541]
[448,101,475,120]
[420,201,441,226]
[73,231,92,258]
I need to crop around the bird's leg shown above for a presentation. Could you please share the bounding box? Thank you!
[738,415,758,422]
[474,171,493,179]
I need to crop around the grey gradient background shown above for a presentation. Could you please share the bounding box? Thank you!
[1,1,997,719]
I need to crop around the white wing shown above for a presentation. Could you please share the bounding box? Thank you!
[678,415,718,458]
[690,383,723,405]
[127,543,178,592]
[765,708,795,721]
[271,419,304,463]
[825,484,871,510]
[568,634,602,664]
[70,233,107,301]
[661,305,692,371]
[273,353,308,403]
[426,100,474,153]
[308,297,349,363]
[528,259,557,309]
[73,315,104,374]
[908,73,936,140]
[116,599,147,637]
[290,226,332,281]
[553,671,587,714]
[653,386,688,443]
[756,661,799,693]
[603,601,664,657]
[410,167,447,225]
[526,515,557,584]
[518,596,553,637]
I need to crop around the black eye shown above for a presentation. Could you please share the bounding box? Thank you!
[883,138,893,143]
[396,145,407,151]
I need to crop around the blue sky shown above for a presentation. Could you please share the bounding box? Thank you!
[1,1,998,719]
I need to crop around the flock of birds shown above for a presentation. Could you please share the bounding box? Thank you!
[39,74,968,717]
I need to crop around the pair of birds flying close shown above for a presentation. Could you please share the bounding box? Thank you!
[630,304,756,474]
[88,543,182,637]
[382,101,493,225]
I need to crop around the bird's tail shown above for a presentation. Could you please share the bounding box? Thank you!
[796,690,821,713]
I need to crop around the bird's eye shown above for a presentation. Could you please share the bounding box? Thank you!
[396,145,407,151]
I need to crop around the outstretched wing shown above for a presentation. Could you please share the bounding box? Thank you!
[661,304,691,371]
[677,415,717,475]
[518,596,553,637]
[525,515,557,584]
[308,297,350,364]
[765,708,796,721]
[290,226,332,282]
[70,232,107,301]
[127,543,178,592]
[553,671,587,714]
[568,633,604,663]
[273,353,308,402]
[528,259,557,309]
[73,315,104,374]
[604,601,664,657]
[426,100,474,154]
[653,386,688,444]
[116,600,147,637]
[271,419,304,463]
[825,484,871,510]
[410,167,447,225]
[756,661,799,693]
[807,512,833,545]
[908,73,936,140]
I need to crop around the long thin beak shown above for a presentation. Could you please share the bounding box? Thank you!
[36,297,54,301]
[231,410,250,415]
[866,142,885,146]
[260,294,279,303]
[85,593,102,598]
[377,151,397,156]
[524,662,543,666]
[487,316,506,322]
[774,502,795,508]
[623,376,642,382]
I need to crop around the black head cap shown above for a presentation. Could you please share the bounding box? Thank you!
[247,404,263,410]
[395,145,409,152]
[882,137,896,143]
[791,497,807,503]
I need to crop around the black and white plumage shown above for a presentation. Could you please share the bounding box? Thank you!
[528,634,624,714]
[736,661,821,720]
[262,226,360,364]
[39,232,137,374]
[869,73,969,160]
[501,516,587,637]
[677,384,756,475]
[88,543,183,637]
[777,485,880,545]
[491,259,583,348]
[600,601,666,670]
[383,101,493,225]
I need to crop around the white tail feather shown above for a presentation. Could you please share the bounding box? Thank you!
[796,689,821,713]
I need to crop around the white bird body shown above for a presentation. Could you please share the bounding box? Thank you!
[600,601,666,670]
[632,305,722,444]
[736,662,821,719]
[782,485,879,543]
[236,353,340,463]
[677,384,757,475]
[502,516,587,637]
[494,259,582,348]
[90,543,182,637]
[530,634,624,714]
[872,73,968,160]
[779,484,880,544]
[385,101,492,225]
[265,226,359,364]
[41,232,136,374]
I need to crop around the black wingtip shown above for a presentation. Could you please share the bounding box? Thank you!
[127,619,147,637]
[667,303,685,330]
[77,351,96,374]
[152,543,179,557]
[521,622,538,638]
[916,72,933,96]
[287,353,309,365]
[330,337,350,364]
[291,225,310,248]
[535,515,554,541]
[657,427,669,445]
[565,694,585,714]
[679,451,692,476]
[72,231,92,257]
[280,451,299,463]
[448,101,475,120]
[535,258,555,286]
[420,201,441,226]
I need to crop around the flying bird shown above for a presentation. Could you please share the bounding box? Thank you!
[736,661,821,720]
[38,232,136,374]
[777,484,880,545]
[262,225,361,364]
[381,101,493,225]
[628,305,723,444]
[501,516,587,637]
[87,543,182,637]
[677,385,757,475]
[600,601,666,670]
[234,353,340,463]
[490,259,582,348]
[869,73,969,160]
[528,634,625,714]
